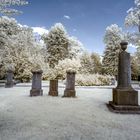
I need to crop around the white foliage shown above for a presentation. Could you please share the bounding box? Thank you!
[42,23,69,68]
[79,51,95,74]
[44,58,81,80]
[125,0,140,62]
[79,51,102,74]
[76,74,113,86]
[127,31,140,47]
[43,23,84,80]
[0,0,28,15]
[68,36,84,58]
[103,24,125,75]
[125,0,140,29]
[0,16,46,82]
[104,24,125,45]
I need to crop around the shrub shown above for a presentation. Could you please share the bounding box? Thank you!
[76,74,113,86]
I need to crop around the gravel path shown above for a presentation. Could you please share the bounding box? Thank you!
[0,86,140,140]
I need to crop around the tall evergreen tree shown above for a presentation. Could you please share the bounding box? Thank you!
[42,23,69,69]
[91,52,102,74]
[80,51,94,74]
[102,24,124,75]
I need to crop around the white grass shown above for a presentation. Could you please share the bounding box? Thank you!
[0,86,140,140]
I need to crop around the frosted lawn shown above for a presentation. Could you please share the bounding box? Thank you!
[0,86,140,140]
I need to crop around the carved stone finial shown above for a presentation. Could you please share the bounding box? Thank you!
[120,41,128,51]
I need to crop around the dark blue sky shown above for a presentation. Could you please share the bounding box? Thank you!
[13,0,135,54]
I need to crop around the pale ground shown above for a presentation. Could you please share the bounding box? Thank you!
[0,83,140,140]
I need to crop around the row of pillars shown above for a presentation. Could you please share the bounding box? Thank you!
[30,70,76,97]
[5,69,76,97]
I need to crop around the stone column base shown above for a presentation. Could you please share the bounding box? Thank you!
[113,88,138,105]
[107,101,140,114]
[48,91,58,96]
[30,89,43,96]
[63,90,76,97]
[5,82,14,88]
[107,88,140,114]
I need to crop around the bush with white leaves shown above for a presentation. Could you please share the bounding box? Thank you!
[76,74,113,86]
[44,58,81,80]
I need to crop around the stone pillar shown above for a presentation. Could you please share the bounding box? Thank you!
[5,70,14,88]
[48,80,58,96]
[108,41,140,114]
[138,75,140,87]
[117,42,132,89]
[63,71,76,97]
[30,70,43,96]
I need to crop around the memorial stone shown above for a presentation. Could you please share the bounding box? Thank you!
[63,71,76,97]
[108,41,140,114]
[5,69,14,88]
[30,70,43,96]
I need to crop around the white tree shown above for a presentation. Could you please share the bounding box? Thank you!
[11,27,47,82]
[79,51,95,74]
[42,23,84,78]
[0,0,28,15]
[0,16,21,79]
[125,0,140,46]
[68,36,84,58]
[102,24,125,75]
[42,23,69,69]
[125,0,140,32]
[79,51,102,74]
[0,16,46,82]
[91,52,102,74]
[125,0,140,74]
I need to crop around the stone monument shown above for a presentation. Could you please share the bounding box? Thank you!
[5,69,14,88]
[138,75,140,87]
[63,70,76,97]
[48,80,58,96]
[30,70,43,96]
[108,41,140,114]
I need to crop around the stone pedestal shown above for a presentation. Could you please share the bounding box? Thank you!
[5,70,14,88]
[63,71,76,97]
[112,88,138,105]
[107,41,140,114]
[48,80,58,96]
[30,70,43,96]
